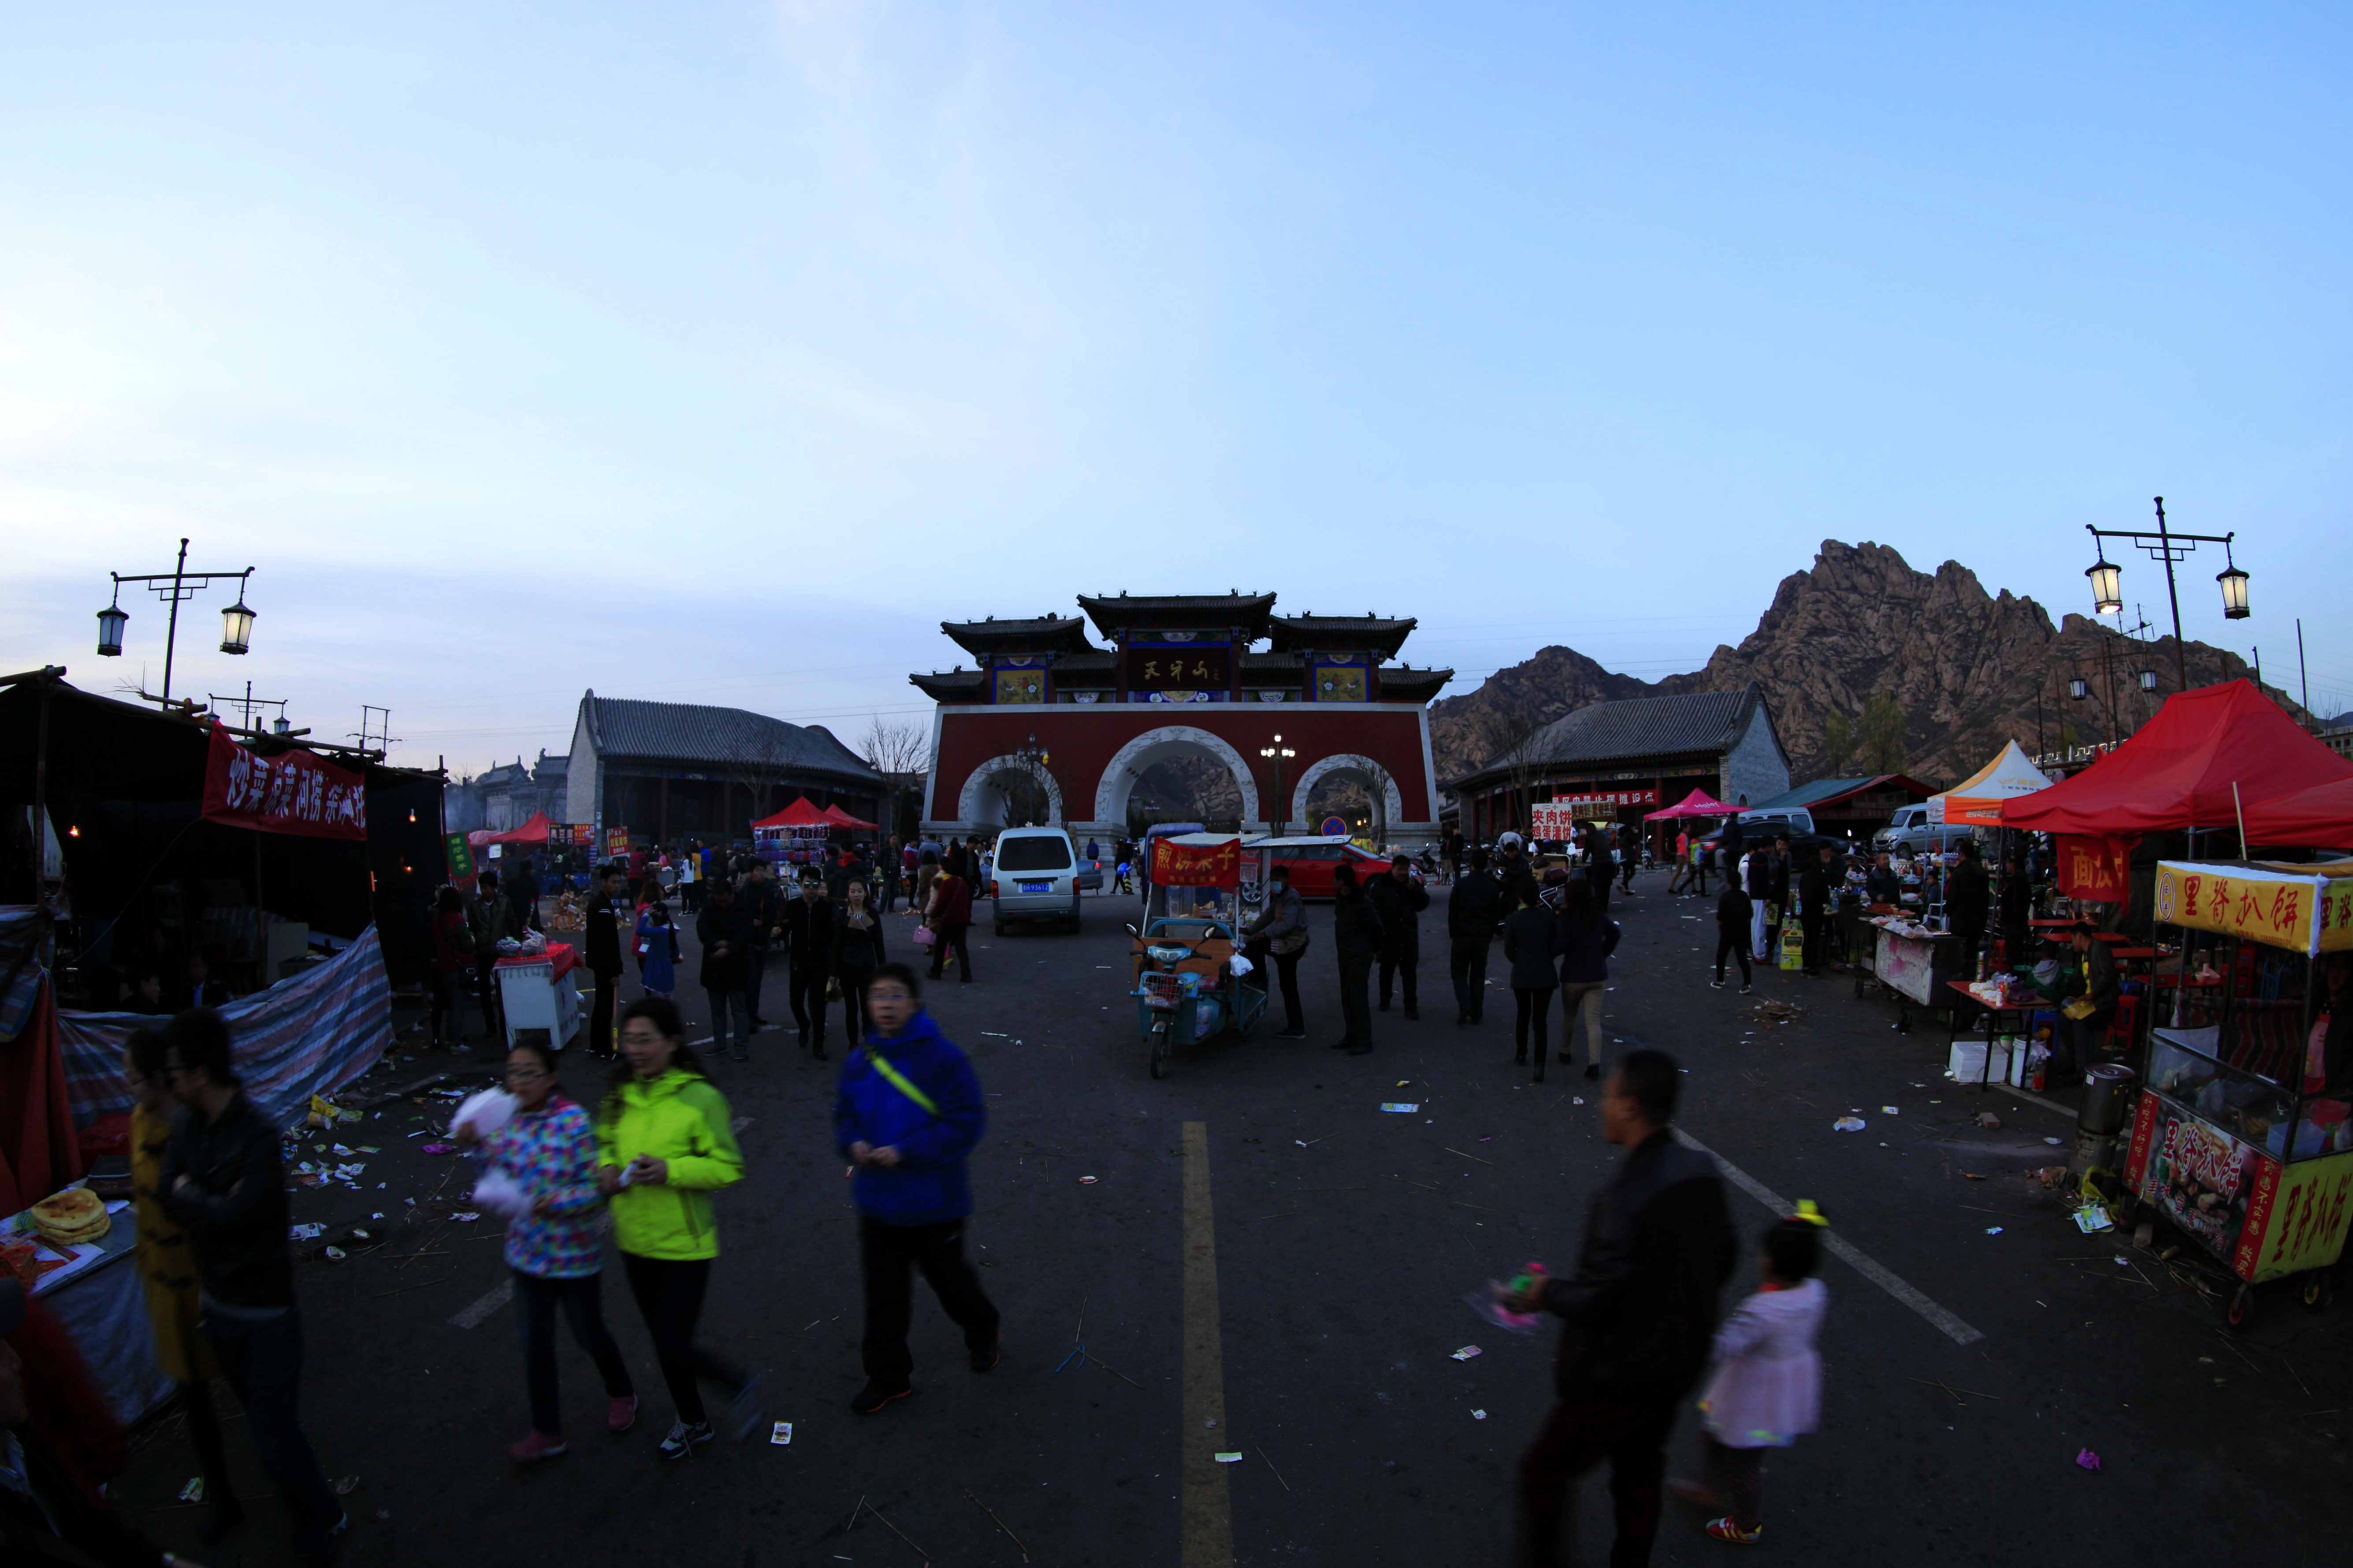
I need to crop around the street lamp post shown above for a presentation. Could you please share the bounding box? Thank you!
[2084,498,2250,695]
[94,538,258,705]
[207,682,303,738]
[1258,733,1297,836]
[1011,732,1051,826]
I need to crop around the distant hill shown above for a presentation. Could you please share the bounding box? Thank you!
[1431,540,2304,787]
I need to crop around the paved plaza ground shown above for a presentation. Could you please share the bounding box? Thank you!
[115,871,2351,1567]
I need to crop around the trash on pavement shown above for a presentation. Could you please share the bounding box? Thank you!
[1471,1409,1488,1420]
[2074,1206,2115,1234]
[1881,1106,1900,1115]
[1974,1113,2002,1130]
[178,1478,204,1503]
[2075,1449,2101,1472]
[770,1422,793,1446]
[289,1223,326,1241]
[450,1211,481,1222]
[1079,1176,1098,1185]
[1381,1103,1420,1113]
[1985,1226,2004,1235]
[1833,1117,1867,1133]
[2044,1137,2064,1146]
[323,1246,347,1261]
[421,1142,456,1156]
[1450,1345,1483,1361]
[1214,1452,1243,1463]
[334,1475,360,1495]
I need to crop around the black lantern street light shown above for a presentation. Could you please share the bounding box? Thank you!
[2068,676,2089,702]
[93,537,257,705]
[207,682,300,739]
[2084,498,2249,694]
[1259,732,1297,836]
[1010,732,1051,826]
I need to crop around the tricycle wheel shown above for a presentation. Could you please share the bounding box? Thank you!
[2225,1282,2256,1332]
[1149,1019,1170,1080]
[2302,1271,2334,1312]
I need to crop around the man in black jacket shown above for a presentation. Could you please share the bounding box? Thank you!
[1448,847,1504,1025]
[1797,843,1842,976]
[783,875,837,1052]
[583,865,628,1059]
[1367,854,1430,1019]
[738,860,785,1031]
[1945,840,1992,1009]
[697,881,755,1060]
[1500,1048,1735,1568]
[158,1009,345,1565]
[1331,863,1385,1055]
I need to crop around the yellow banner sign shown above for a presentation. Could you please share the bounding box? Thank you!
[2153,861,2353,955]
[2247,1149,2353,1282]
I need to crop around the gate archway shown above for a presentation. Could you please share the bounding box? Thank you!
[957,755,1066,828]
[1290,752,1404,842]
[1094,725,1261,829]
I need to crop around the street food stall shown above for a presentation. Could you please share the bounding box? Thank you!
[755,797,840,869]
[2120,859,2353,1327]
[495,938,581,1052]
[1130,833,1265,1079]
[1859,910,1966,1026]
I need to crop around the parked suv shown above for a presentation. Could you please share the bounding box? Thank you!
[1874,804,1978,857]
[991,826,1083,934]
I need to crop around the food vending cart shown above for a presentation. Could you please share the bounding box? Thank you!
[496,940,582,1052]
[2121,859,2353,1328]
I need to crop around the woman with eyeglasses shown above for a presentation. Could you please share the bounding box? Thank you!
[464,1038,636,1462]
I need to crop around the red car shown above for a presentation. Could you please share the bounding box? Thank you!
[1247,836,1390,899]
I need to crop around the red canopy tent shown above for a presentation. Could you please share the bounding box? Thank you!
[753,797,832,829]
[2240,777,2353,852]
[2003,680,2353,837]
[1644,789,1739,821]
[820,803,878,830]
[485,810,557,846]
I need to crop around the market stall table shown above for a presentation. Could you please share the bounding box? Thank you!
[6,1193,172,1425]
[1941,982,2053,1092]
[1859,916,1966,1027]
[495,941,581,1052]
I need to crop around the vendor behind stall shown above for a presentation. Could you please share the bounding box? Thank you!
[2051,920,2121,1085]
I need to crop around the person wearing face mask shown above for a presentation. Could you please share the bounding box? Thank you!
[833,964,998,1416]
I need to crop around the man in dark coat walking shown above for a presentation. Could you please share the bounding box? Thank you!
[1499,1048,1736,1568]
[1330,862,1385,1055]
[1797,842,1842,976]
[696,881,755,1059]
[783,875,838,1052]
[738,860,785,1031]
[583,865,628,1059]
[1366,853,1430,1019]
[1448,846,1504,1025]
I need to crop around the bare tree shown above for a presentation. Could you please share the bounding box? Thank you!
[860,717,932,837]
[718,722,794,833]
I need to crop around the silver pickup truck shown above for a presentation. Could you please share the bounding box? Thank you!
[1873,804,1979,857]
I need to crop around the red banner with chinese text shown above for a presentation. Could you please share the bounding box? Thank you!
[202,724,368,840]
[2057,834,2134,907]
[1150,836,1242,889]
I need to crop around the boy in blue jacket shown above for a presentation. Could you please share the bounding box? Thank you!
[833,962,1000,1413]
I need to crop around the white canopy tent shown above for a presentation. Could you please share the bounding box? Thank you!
[1928,739,2053,828]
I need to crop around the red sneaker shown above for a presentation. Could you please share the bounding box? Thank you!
[507,1431,568,1462]
[1704,1516,1762,1544]
[608,1395,639,1433]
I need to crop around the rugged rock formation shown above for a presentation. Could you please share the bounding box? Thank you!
[1431,540,2297,787]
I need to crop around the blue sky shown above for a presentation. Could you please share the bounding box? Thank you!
[4,2,2347,774]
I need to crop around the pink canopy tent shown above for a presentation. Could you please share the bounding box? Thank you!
[752,797,831,829]
[1644,789,1740,821]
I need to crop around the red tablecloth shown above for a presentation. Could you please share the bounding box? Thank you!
[495,942,577,981]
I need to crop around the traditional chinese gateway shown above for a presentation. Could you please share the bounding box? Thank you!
[911,592,1450,848]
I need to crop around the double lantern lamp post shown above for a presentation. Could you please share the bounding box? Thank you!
[2083,497,2250,696]
[1259,733,1297,836]
[93,537,258,706]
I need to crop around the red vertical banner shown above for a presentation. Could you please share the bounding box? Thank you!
[202,724,368,839]
[2057,834,2134,906]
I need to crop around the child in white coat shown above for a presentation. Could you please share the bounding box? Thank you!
[1673,1202,1829,1544]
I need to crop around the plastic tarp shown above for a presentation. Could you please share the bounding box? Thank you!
[1643,789,1738,821]
[2002,680,2353,837]
[2240,778,2353,852]
[753,796,832,829]
[1929,740,2053,827]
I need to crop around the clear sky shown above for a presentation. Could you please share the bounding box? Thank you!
[4,2,2347,775]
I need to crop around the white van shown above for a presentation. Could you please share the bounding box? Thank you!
[990,826,1082,935]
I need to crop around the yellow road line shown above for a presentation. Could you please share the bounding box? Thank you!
[1181,1120,1233,1568]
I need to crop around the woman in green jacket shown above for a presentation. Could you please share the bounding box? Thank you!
[597,997,762,1459]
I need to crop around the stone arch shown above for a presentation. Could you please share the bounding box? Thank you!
[1093,725,1261,827]
[1290,752,1405,840]
[957,755,1066,828]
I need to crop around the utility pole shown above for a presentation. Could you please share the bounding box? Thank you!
[2298,619,2310,714]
